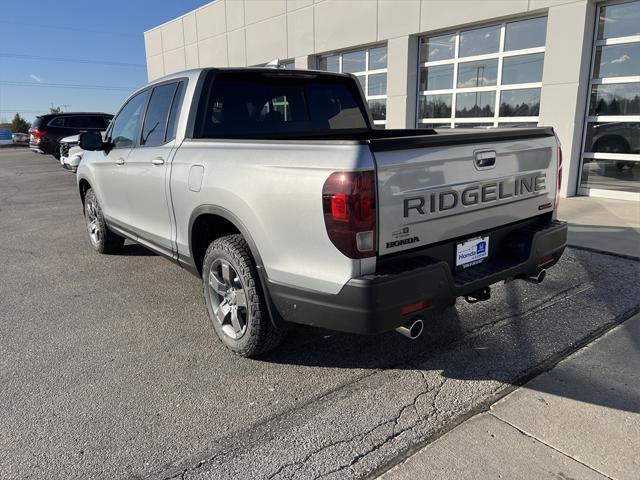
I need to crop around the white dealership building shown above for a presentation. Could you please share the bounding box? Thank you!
[145,0,640,200]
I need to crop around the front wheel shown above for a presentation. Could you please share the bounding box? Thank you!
[83,188,124,254]
[202,234,285,357]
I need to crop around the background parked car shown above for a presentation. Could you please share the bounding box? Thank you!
[29,112,113,159]
[0,127,12,146]
[59,134,83,173]
[12,132,30,145]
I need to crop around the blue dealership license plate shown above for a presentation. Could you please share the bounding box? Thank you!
[456,236,489,269]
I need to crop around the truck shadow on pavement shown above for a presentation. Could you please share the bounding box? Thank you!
[118,242,157,257]
[260,248,640,414]
[104,239,640,415]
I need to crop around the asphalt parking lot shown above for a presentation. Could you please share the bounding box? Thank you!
[1,147,639,480]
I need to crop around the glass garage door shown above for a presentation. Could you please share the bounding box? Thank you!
[318,45,388,127]
[579,0,640,198]
[416,16,547,129]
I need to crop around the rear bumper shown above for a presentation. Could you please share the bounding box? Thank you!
[30,140,56,155]
[268,217,568,334]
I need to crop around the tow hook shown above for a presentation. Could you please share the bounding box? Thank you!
[464,286,491,304]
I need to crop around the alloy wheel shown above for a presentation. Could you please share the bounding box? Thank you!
[207,259,248,340]
[85,199,102,246]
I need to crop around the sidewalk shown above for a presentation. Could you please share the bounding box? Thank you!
[380,196,640,480]
[558,196,640,258]
[380,313,640,480]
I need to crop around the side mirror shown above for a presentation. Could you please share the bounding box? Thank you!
[79,131,105,151]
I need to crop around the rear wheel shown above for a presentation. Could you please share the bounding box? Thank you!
[202,234,285,357]
[84,188,124,254]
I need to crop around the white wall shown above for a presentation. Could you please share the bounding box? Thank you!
[145,0,593,197]
[145,0,583,77]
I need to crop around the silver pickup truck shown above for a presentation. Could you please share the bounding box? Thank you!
[77,68,567,357]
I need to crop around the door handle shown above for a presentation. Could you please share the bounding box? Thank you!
[474,150,496,170]
[115,158,125,165]
[151,157,165,166]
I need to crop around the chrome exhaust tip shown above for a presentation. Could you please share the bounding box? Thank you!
[521,269,547,284]
[395,317,424,340]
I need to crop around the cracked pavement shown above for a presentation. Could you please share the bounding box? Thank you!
[1,148,639,480]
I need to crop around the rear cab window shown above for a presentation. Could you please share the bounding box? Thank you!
[194,71,371,139]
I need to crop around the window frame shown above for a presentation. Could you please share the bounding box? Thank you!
[416,16,547,129]
[317,44,388,127]
[578,0,640,198]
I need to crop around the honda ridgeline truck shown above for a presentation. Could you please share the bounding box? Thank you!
[77,68,568,357]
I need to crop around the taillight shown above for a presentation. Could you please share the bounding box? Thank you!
[30,128,46,144]
[555,145,563,208]
[322,170,376,259]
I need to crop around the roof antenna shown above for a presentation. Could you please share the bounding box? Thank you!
[265,59,280,69]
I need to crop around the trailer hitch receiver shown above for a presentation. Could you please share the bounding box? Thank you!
[464,286,491,304]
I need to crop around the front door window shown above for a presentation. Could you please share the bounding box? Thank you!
[109,90,149,149]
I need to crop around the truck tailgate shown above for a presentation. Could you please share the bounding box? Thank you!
[370,128,559,256]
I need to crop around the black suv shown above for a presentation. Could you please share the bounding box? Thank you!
[29,112,113,158]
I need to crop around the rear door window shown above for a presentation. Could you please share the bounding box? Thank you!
[64,117,82,128]
[195,72,369,138]
[141,82,179,147]
[83,116,109,129]
[65,116,109,129]
[165,82,185,143]
[48,117,65,127]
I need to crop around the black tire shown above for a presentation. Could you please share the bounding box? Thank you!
[83,188,125,254]
[594,136,629,154]
[202,234,285,357]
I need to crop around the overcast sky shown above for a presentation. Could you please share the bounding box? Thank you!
[0,0,211,123]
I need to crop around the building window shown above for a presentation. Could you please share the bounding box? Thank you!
[417,16,547,129]
[318,45,388,127]
[579,0,640,196]
[279,60,295,69]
